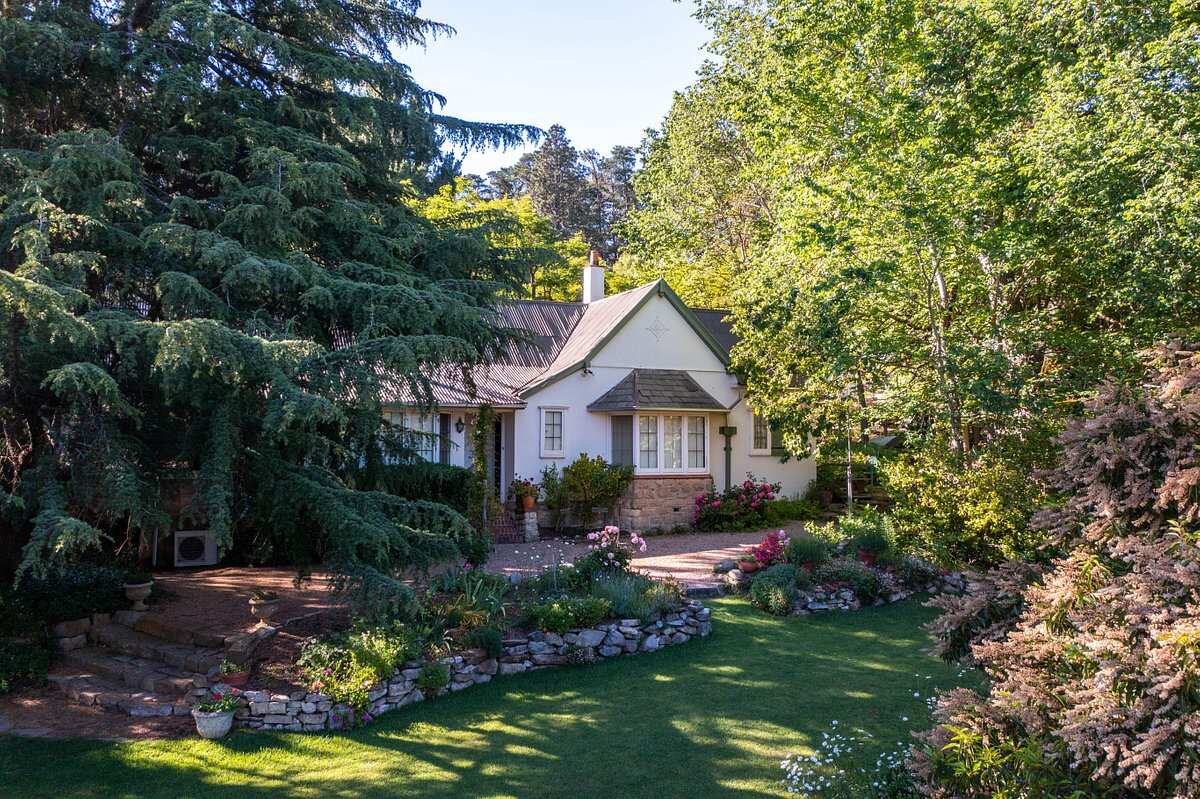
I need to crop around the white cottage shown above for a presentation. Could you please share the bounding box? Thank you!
[384,261,815,533]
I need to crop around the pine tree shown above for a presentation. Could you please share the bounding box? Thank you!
[0,0,536,613]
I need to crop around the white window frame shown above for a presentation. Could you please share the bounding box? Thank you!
[385,411,436,462]
[539,406,566,458]
[626,412,710,475]
[750,412,772,456]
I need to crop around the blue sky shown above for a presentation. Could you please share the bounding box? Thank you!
[403,1,711,175]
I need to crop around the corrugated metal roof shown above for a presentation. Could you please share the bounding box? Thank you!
[587,369,729,412]
[495,300,586,369]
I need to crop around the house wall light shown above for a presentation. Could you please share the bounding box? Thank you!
[454,417,465,434]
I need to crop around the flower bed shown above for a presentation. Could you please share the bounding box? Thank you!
[214,525,711,733]
[231,599,711,731]
[720,515,966,616]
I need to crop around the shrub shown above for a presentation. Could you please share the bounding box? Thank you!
[785,536,830,568]
[750,529,789,565]
[693,477,781,530]
[643,576,683,616]
[527,596,613,634]
[297,622,419,710]
[363,462,481,515]
[838,508,894,557]
[560,454,634,525]
[814,559,882,602]
[416,662,450,695]
[465,626,504,658]
[749,564,797,615]
[915,343,1200,797]
[764,498,822,523]
[588,572,653,621]
[880,438,1049,569]
[0,639,50,695]
[17,563,127,625]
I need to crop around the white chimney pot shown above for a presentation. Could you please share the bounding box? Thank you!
[583,250,605,303]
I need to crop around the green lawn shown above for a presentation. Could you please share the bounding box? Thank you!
[1,598,969,798]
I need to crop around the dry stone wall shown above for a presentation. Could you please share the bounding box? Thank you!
[234,599,713,732]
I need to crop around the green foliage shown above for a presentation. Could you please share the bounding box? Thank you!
[465,626,503,659]
[17,563,127,625]
[839,509,894,558]
[749,564,797,615]
[416,663,450,695]
[527,597,613,634]
[297,622,419,710]
[587,572,653,621]
[0,0,537,597]
[814,559,882,603]
[358,463,481,517]
[537,464,566,529]
[785,537,830,568]
[0,638,49,695]
[880,441,1049,569]
[425,568,509,630]
[763,498,822,525]
[560,455,633,526]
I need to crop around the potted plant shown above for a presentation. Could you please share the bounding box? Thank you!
[217,658,249,687]
[736,551,760,573]
[248,589,280,625]
[510,476,538,511]
[852,529,890,567]
[192,688,240,739]
[123,570,154,611]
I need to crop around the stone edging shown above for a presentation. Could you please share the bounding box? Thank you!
[231,599,713,732]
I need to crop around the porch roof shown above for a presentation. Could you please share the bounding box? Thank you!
[586,369,728,413]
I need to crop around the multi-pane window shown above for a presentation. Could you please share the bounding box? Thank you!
[620,414,707,473]
[687,416,706,468]
[663,415,683,470]
[541,408,564,457]
[611,415,634,467]
[638,415,658,469]
[385,412,435,462]
[752,413,770,453]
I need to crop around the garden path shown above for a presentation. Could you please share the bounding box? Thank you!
[486,523,810,586]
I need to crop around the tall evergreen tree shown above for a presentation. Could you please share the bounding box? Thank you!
[0,0,536,610]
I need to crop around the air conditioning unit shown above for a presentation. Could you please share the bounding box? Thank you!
[174,530,219,568]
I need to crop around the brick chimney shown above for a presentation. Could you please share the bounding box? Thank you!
[582,249,605,303]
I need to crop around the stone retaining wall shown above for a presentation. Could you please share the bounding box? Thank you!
[232,599,712,732]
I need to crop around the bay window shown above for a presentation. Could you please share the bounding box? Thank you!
[621,413,707,474]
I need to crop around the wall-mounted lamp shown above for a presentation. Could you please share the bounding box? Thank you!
[454,417,465,434]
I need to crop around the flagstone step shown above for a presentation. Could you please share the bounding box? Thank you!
[47,672,193,717]
[90,623,225,674]
[60,648,210,697]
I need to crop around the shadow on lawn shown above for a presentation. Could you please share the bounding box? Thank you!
[0,600,953,799]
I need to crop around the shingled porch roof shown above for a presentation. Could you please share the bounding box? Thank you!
[586,368,728,412]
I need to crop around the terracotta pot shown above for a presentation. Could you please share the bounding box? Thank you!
[192,709,235,740]
[737,560,760,574]
[857,548,877,567]
[249,597,280,625]
[220,670,249,687]
[521,494,536,511]
[123,581,153,611]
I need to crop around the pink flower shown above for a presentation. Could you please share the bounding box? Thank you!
[712,500,720,509]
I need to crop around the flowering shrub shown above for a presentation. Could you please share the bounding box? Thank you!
[297,622,418,710]
[574,525,645,579]
[749,564,797,615]
[527,596,613,634]
[194,688,241,713]
[751,529,789,564]
[914,342,1200,798]
[693,478,781,530]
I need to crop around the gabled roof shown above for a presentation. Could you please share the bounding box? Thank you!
[381,279,737,409]
[587,369,728,412]
[517,279,732,396]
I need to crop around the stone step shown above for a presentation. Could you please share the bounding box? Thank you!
[60,648,209,696]
[91,623,224,674]
[111,610,228,649]
[47,672,193,718]
[684,582,725,599]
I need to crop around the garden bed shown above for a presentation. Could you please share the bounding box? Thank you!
[233,599,711,732]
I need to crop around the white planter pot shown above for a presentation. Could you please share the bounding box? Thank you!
[192,709,235,740]
[123,581,153,611]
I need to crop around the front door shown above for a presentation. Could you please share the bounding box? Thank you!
[493,418,503,499]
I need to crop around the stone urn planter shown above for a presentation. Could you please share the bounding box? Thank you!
[248,591,280,626]
[521,494,536,512]
[123,577,154,611]
[192,708,235,740]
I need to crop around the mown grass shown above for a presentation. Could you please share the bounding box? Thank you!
[0,598,972,798]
